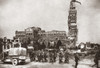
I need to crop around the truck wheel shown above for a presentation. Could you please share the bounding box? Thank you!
[12,59,18,66]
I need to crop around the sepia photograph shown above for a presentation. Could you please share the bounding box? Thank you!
[0,0,100,68]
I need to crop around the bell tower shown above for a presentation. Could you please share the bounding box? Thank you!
[68,0,81,46]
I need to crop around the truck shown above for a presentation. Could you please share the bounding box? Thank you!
[1,40,27,65]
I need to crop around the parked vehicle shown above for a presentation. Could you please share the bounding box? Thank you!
[1,40,27,65]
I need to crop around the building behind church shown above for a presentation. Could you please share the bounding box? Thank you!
[15,27,68,44]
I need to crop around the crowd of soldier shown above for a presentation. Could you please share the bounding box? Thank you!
[29,49,70,64]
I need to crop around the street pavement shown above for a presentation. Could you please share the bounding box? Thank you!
[0,58,96,68]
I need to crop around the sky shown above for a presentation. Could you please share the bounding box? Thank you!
[0,0,100,43]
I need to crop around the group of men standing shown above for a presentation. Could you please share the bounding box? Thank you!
[29,48,70,63]
[27,39,66,62]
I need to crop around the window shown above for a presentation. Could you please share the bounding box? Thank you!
[71,20,76,22]
[71,16,76,19]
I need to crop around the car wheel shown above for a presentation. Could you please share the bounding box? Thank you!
[12,59,18,66]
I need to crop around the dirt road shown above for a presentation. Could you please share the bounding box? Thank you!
[0,59,95,68]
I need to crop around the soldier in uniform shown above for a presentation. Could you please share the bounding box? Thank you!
[44,50,48,62]
[49,50,54,63]
[92,50,99,68]
[94,53,99,68]
[64,49,69,63]
[59,48,64,63]
[30,52,33,62]
[74,53,80,68]
[49,50,53,63]
[30,51,36,61]
[37,50,41,62]
[53,50,57,62]
[41,49,44,62]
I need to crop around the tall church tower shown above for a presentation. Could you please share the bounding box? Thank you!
[68,0,80,46]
